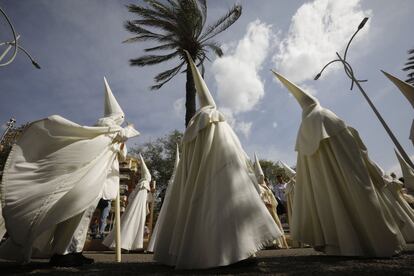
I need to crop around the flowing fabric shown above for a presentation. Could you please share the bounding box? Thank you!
[152,107,281,269]
[272,71,405,257]
[253,153,287,248]
[292,124,405,257]
[0,115,137,262]
[103,188,148,250]
[258,184,287,248]
[383,180,414,242]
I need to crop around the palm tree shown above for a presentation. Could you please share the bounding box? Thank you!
[124,0,242,126]
[403,48,414,85]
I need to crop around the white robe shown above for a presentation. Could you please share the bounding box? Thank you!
[152,106,281,269]
[383,180,414,242]
[0,115,132,262]
[291,104,405,257]
[103,177,150,250]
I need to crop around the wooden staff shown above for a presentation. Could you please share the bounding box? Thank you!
[148,180,156,241]
[115,191,121,262]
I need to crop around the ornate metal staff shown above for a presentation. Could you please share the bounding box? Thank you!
[314,17,414,168]
[0,6,40,68]
[0,117,16,146]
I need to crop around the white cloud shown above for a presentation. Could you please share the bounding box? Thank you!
[235,121,252,138]
[173,97,185,117]
[272,122,278,128]
[220,108,252,138]
[274,0,372,83]
[213,20,272,113]
[212,20,274,138]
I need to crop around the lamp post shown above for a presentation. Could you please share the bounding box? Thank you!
[314,17,414,168]
[0,6,40,69]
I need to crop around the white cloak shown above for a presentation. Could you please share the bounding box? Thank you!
[152,106,281,269]
[292,104,405,257]
[0,115,132,262]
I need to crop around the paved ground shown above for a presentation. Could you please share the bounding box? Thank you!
[1,244,413,275]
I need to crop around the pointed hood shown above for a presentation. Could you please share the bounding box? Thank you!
[139,153,151,182]
[184,50,216,108]
[395,149,414,191]
[271,70,318,110]
[276,160,296,178]
[104,77,125,125]
[381,70,414,109]
[253,153,265,184]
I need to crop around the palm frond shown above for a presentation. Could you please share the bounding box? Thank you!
[144,0,176,20]
[174,0,204,39]
[403,65,414,71]
[200,4,242,41]
[130,52,179,66]
[127,3,173,21]
[124,21,163,36]
[154,61,185,83]
[203,41,223,57]
[145,42,177,52]
[151,63,183,90]
[132,18,177,33]
[123,34,172,43]
[197,0,207,26]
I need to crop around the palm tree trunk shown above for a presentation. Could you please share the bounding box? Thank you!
[185,63,196,127]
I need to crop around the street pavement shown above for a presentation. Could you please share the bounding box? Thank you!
[1,244,413,275]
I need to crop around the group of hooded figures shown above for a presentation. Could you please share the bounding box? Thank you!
[0,50,414,269]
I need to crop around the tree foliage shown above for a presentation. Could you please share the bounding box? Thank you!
[259,159,295,183]
[124,0,242,126]
[403,48,414,85]
[130,129,183,192]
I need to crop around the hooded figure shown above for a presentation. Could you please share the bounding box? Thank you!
[395,149,414,193]
[103,153,151,250]
[382,71,414,146]
[253,154,288,248]
[147,144,180,252]
[151,52,281,269]
[276,160,296,230]
[272,71,405,257]
[0,78,139,265]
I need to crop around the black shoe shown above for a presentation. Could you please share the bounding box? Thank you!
[49,253,94,267]
[49,253,83,267]
[75,252,94,265]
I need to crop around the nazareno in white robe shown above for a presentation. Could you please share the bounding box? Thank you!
[382,71,414,147]
[152,52,281,269]
[0,78,139,262]
[272,71,405,257]
[103,154,151,250]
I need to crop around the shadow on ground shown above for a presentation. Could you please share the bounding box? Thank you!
[1,249,413,275]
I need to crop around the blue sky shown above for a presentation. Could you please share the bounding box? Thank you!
[0,0,413,175]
